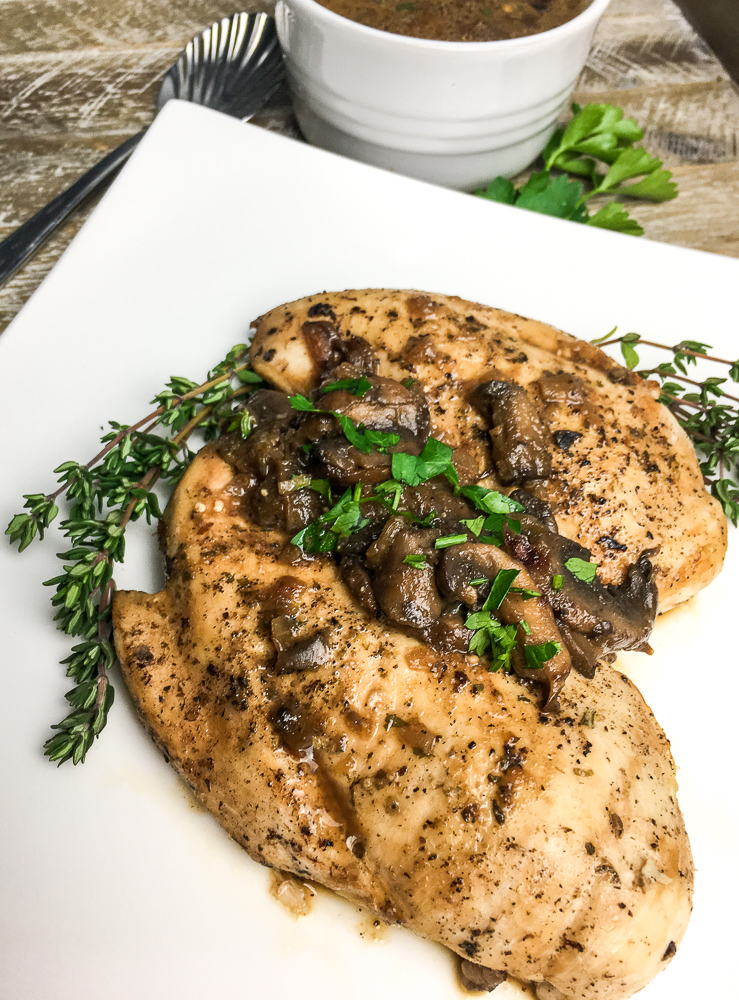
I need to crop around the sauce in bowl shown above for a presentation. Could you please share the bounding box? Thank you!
[312,0,593,42]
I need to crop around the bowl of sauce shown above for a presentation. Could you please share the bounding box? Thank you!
[275,0,612,189]
[313,0,593,42]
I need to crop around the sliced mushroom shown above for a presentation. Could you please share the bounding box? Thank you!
[475,380,552,484]
[302,320,343,372]
[313,438,393,485]
[342,335,380,374]
[437,542,571,709]
[339,556,379,615]
[504,516,658,675]
[274,633,329,675]
[321,372,430,443]
[509,489,558,533]
[459,960,507,992]
[365,516,442,628]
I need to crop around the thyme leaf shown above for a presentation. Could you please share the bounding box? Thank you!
[6,345,262,765]
[592,330,739,525]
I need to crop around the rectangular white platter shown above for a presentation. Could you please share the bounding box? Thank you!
[0,99,737,1000]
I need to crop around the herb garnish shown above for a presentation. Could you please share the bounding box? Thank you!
[434,533,468,549]
[524,641,562,671]
[465,612,519,672]
[552,574,564,591]
[475,103,677,236]
[320,376,372,397]
[391,436,458,488]
[461,515,486,537]
[403,553,427,569]
[483,568,520,611]
[291,484,368,553]
[289,394,400,454]
[565,557,598,584]
[5,345,262,764]
[592,330,739,525]
[459,486,524,544]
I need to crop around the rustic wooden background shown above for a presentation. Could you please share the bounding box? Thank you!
[1,0,738,335]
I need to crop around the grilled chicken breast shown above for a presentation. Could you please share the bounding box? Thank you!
[114,447,692,1000]
[251,290,726,610]
[113,290,716,999]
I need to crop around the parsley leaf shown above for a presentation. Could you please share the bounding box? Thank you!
[515,171,590,222]
[391,437,457,487]
[320,376,372,397]
[465,611,520,673]
[289,393,318,412]
[461,515,486,537]
[476,176,517,206]
[403,553,427,569]
[482,569,520,611]
[565,557,598,584]
[435,533,468,549]
[475,102,677,237]
[289,395,399,455]
[334,413,400,454]
[524,641,562,671]
[587,202,644,237]
[371,479,404,510]
[291,486,367,553]
[460,485,524,516]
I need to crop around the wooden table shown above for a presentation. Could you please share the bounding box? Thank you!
[1,0,738,335]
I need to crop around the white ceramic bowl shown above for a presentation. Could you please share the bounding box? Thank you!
[275,0,611,190]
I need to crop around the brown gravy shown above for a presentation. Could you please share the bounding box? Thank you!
[313,0,592,42]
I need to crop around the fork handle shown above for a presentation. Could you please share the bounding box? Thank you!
[0,130,145,290]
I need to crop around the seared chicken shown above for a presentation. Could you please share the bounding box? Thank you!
[113,290,717,999]
[251,290,726,610]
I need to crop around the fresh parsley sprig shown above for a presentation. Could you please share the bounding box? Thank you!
[5,346,262,765]
[592,330,739,525]
[475,103,677,236]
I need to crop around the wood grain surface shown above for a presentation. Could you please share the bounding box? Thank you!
[1,0,738,334]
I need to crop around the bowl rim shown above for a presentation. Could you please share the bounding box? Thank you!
[277,0,612,51]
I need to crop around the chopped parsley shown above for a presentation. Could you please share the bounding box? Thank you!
[523,641,562,671]
[460,515,486,537]
[483,569,520,611]
[289,394,400,455]
[403,553,427,569]
[465,611,520,673]
[459,486,523,544]
[391,437,458,488]
[384,713,407,730]
[435,533,468,549]
[291,484,367,553]
[565,557,598,584]
[371,479,403,510]
[460,485,525,516]
[320,376,372,397]
[307,478,332,501]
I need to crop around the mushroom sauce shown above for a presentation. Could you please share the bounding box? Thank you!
[312,0,592,43]
[217,324,657,713]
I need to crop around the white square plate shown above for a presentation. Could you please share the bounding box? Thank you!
[0,100,736,1000]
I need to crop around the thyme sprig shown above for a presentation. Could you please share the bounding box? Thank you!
[5,345,262,765]
[592,331,739,525]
